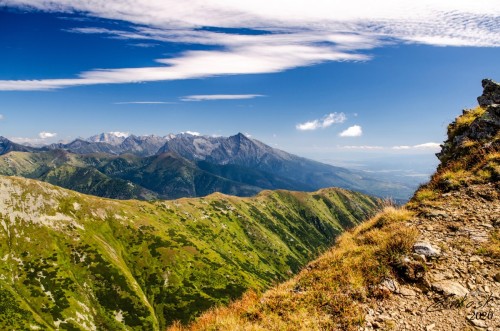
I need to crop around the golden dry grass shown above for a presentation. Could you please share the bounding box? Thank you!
[168,208,417,331]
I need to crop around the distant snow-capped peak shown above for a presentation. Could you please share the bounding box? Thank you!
[87,132,130,145]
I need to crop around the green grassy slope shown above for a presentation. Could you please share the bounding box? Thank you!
[0,176,381,330]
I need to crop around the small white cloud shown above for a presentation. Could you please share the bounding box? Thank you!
[296,120,320,131]
[39,131,57,139]
[0,114,4,120]
[296,112,346,131]
[114,101,176,104]
[339,125,362,137]
[108,131,130,138]
[181,131,201,136]
[181,94,264,102]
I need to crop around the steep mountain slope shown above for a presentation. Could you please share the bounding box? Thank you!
[0,136,39,155]
[158,133,413,199]
[170,79,499,331]
[0,176,381,330]
[0,150,159,200]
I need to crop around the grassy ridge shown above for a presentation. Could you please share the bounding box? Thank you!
[168,207,416,331]
[171,83,500,331]
[0,176,381,330]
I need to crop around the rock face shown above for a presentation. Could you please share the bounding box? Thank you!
[436,78,500,177]
[477,78,500,107]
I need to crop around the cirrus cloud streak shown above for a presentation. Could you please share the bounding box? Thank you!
[181,94,264,102]
[0,1,499,91]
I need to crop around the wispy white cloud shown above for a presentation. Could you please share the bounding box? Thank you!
[339,125,362,137]
[414,142,441,149]
[340,145,384,150]
[1,1,500,90]
[9,137,44,145]
[0,114,4,120]
[10,132,58,145]
[129,43,158,48]
[114,101,177,104]
[296,112,346,131]
[181,94,264,102]
[392,142,441,150]
[39,131,57,139]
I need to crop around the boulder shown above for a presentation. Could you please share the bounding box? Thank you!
[432,280,469,297]
[413,242,441,258]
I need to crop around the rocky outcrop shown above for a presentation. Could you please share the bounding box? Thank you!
[435,79,500,186]
[359,79,500,331]
[477,79,500,107]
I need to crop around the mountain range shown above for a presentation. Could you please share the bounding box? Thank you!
[0,133,414,201]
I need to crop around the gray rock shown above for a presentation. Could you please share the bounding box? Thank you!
[432,280,469,297]
[469,319,487,328]
[380,278,399,293]
[399,286,417,296]
[413,242,441,258]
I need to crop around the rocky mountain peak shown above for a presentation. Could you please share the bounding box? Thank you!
[436,79,500,174]
[477,78,500,107]
[87,132,130,145]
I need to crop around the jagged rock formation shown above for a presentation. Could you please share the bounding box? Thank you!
[169,79,499,331]
[478,79,500,107]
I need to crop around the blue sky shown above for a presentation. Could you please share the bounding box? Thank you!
[1,1,500,171]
